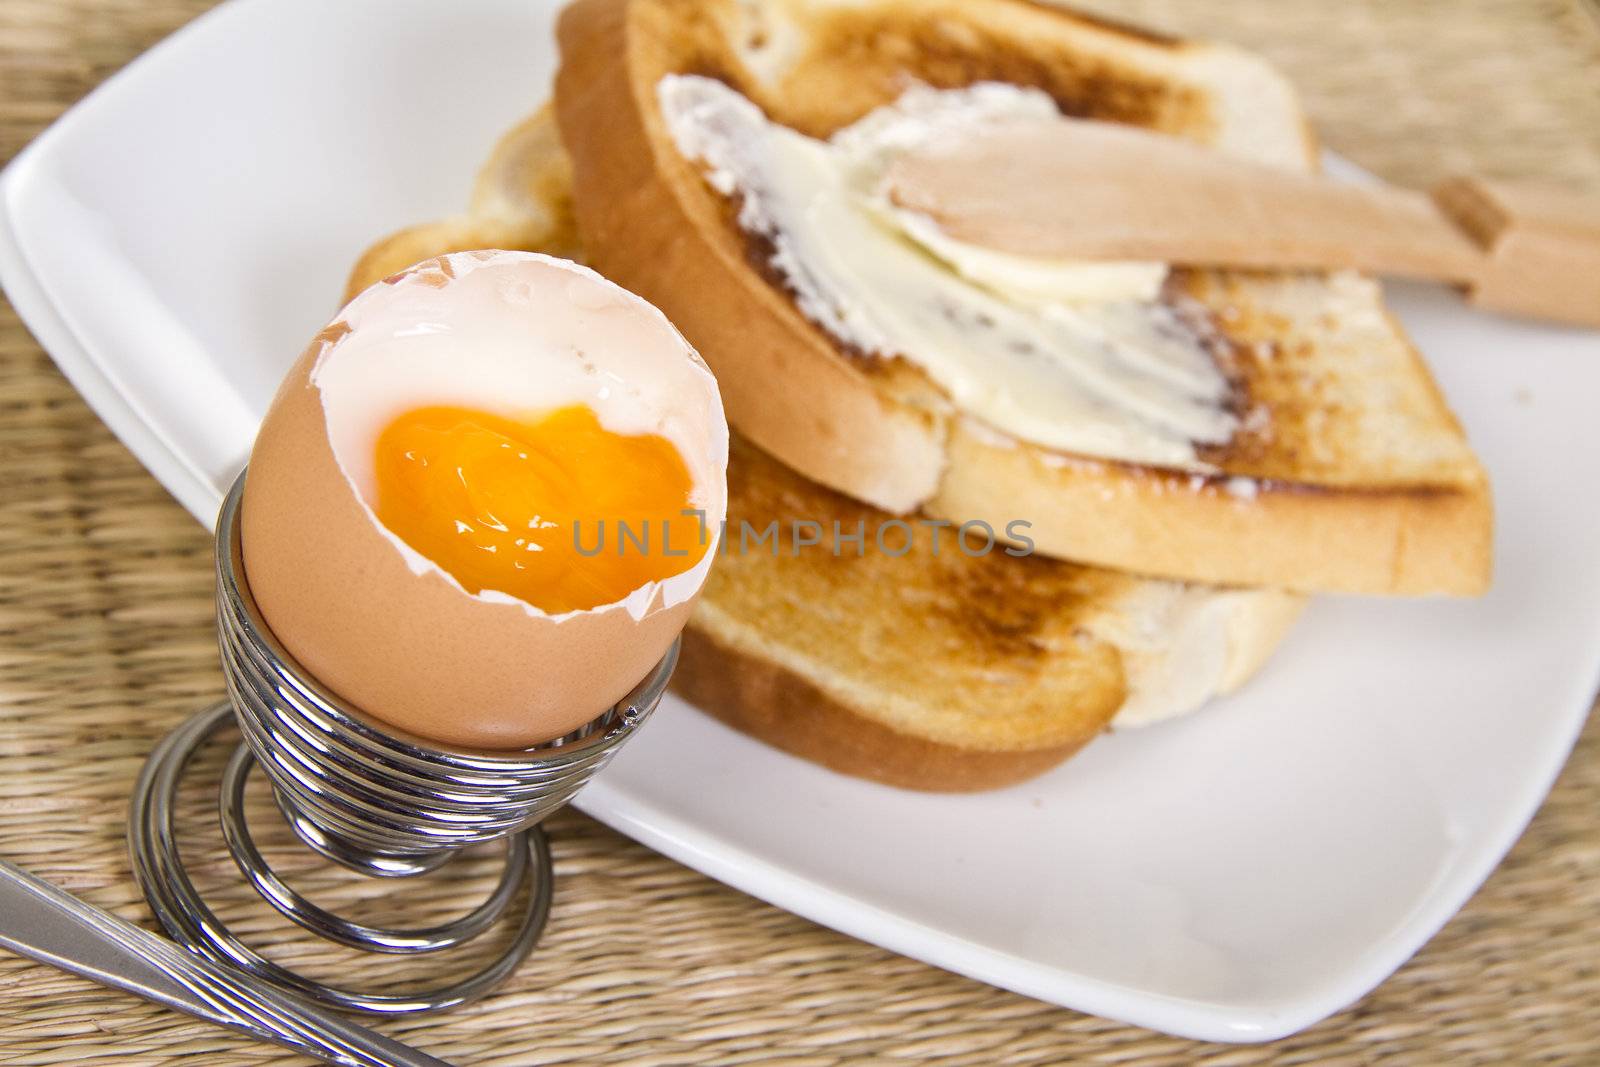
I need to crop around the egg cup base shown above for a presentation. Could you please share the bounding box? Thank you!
[125,474,678,1014]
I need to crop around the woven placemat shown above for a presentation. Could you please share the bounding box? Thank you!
[2,0,1599,1063]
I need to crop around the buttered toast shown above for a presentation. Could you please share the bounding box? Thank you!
[346,106,1303,790]
[552,0,1492,597]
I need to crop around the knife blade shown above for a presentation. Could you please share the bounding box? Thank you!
[0,858,451,1067]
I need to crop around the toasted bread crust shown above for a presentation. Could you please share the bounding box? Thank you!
[934,420,1493,596]
[674,624,1093,791]
[554,0,1492,595]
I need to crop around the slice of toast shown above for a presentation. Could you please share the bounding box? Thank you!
[552,0,1493,597]
[346,106,1303,790]
[681,433,1303,790]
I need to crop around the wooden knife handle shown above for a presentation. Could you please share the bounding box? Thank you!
[889,119,1600,329]
[1433,177,1600,328]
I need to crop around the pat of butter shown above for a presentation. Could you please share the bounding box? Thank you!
[891,208,1169,305]
[658,75,1236,470]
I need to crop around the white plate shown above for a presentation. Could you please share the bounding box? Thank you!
[4,0,1598,1043]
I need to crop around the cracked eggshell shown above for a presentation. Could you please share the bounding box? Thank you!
[240,251,728,750]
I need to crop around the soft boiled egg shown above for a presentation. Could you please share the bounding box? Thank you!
[240,250,728,749]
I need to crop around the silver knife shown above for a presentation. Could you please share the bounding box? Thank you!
[0,858,452,1067]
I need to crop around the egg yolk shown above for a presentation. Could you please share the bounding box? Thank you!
[372,404,707,614]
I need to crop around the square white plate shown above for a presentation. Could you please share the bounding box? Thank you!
[4,0,1598,1043]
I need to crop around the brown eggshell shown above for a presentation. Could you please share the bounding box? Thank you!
[240,264,714,751]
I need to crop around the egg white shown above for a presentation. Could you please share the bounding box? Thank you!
[311,251,728,622]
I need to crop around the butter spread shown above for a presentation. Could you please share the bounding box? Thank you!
[892,209,1169,305]
[658,75,1237,469]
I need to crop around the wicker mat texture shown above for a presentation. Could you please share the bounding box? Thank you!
[2,0,1599,1063]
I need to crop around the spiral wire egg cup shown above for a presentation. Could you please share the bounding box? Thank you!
[128,473,676,1014]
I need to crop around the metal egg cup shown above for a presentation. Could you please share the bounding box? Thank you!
[128,473,675,1015]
